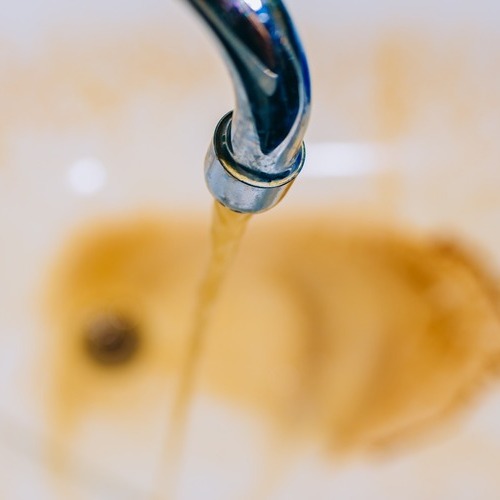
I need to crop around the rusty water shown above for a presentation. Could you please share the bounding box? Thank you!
[153,202,251,499]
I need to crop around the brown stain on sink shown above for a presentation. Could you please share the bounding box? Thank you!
[42,212,500,469]
[375,35,416,141]
[1,27,499,145]
[0,28,220,131]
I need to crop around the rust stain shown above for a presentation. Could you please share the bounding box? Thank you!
[375,35,416,140]
[41,212,500,466]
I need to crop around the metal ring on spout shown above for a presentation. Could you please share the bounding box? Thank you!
[205,111,306,213]
[185,0,311,213]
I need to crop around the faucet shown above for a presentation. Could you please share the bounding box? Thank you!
[186,0,311,213]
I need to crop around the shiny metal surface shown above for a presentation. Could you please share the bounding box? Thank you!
[186,0,311,213]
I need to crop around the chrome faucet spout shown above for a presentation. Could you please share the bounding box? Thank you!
[186,0,311,213]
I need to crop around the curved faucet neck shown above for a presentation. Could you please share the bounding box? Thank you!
[186,0,311,212]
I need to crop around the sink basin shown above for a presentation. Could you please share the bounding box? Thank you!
[2,1,500,498]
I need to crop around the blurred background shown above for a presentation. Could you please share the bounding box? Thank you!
[1,0,500,498]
